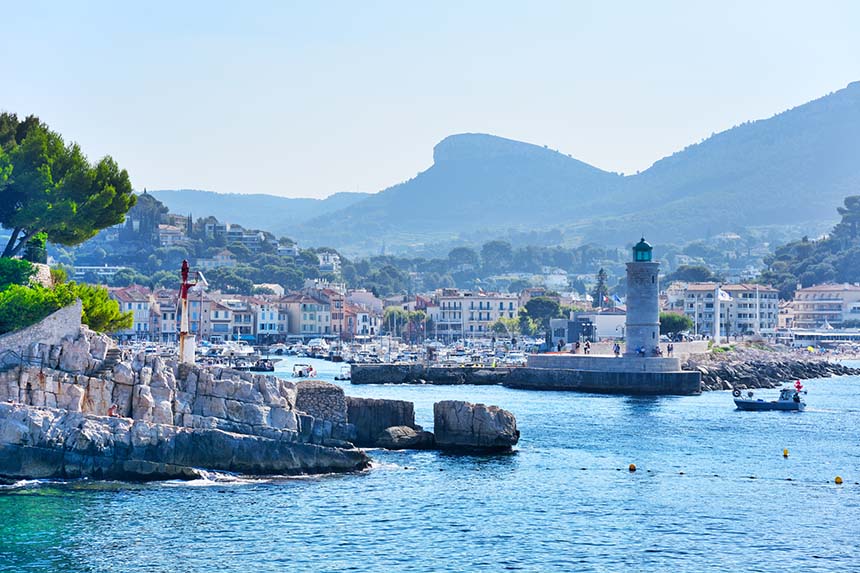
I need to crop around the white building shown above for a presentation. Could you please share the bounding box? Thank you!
[682,283,779,336]
[791,283,860,329]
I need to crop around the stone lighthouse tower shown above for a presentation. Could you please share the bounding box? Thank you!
[624,238,660,356]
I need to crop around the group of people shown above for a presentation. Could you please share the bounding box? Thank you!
[560,341,675,357]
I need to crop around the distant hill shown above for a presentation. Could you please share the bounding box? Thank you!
[292,81,860,253]
[148,189,370,238]
[150,82,860,256]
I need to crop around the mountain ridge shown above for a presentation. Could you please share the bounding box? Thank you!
[151,81,860,255]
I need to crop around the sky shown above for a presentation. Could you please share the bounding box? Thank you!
[2,0,859,199]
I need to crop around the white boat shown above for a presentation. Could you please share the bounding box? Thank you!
[220,341,256,359]
[292,363,317,378]
[334,365,351,381]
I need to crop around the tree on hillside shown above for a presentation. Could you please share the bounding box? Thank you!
[835,195,860,242]
[663,264,722,284]
[592,268,609,308]
[0,113,136,258]
[448,247,479,268]
[481,240,513,273]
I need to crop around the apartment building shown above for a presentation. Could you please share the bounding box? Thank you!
[681,283,779,336]
[109,285,153,340]
[791,284,860,329]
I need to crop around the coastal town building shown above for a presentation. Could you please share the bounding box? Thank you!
[195,250,237,271]
[109,285,153,340]
[680,283,779,336]
[318,252,341,274]
[791,283,860,329]
[281,293,331,336]
[157,224,186,247]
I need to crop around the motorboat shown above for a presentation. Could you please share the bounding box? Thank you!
[733,381,806,411]
[334,365,351,381]
[292,363,317,378]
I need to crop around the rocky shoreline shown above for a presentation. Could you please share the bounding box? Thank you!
[0,321,519,482]
[684,348,860,392]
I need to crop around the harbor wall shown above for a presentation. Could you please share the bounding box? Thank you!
[0,300,82,363]
[528,354,682,373]
[351,364,512,385]
[350,363,701,395]
[503,368,701,395]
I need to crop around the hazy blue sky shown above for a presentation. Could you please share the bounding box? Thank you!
[3,1,859,198]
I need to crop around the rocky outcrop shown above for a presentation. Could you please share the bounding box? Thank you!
[433,400,519,452]
[0,403,368,481]
[374,426,435,450]
[346,396,417,447]
[0,329,371,480]
[683,348,860,391]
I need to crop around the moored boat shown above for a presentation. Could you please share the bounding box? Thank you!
[733,381,806,411]
[292,363,317,378]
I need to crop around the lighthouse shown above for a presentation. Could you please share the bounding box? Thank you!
[624,238,660,357]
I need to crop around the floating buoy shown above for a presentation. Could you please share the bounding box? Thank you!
[629,463,637,472]
[835,476,843,485]
[783,449,789,458]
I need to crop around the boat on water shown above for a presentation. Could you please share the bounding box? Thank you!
[292,363,317,378]
[733,381,806,411]
[334,365,351,381]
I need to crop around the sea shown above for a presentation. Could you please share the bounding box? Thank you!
[2,357,859,573]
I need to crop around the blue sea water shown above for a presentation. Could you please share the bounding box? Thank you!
[2,357,859,573]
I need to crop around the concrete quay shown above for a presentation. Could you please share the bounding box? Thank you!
[350,356,702,396]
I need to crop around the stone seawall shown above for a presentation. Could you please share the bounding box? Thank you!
[351,363,700,395]
[528,354,682,373]
[351,364,512,385]
[503,368,701,395]
[0,300,83,363]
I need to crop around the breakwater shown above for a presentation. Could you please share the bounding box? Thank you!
[351,364,512,385]
[351,363,701,395]
[684,349,860,391]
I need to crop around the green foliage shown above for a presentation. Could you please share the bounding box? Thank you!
[0,113,136,258]
[522,296,562,333]
[491,316,521,335]
[760,195,860,299]
[74,282,134,332]
[50,266,68,285]
[592,268,609,308]
[663,264,721,283]
[23,232,47,263]
[0,281,131,334]
[0,284,76,334]
[0,257,35,290]
[659,312,693,335]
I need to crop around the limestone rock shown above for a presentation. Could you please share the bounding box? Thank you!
[375,425,435,450]
[346,396,416,447]
[112,362,134,386]
[59,335,91,374]
[433,400,519,451]
[0,403,369,481]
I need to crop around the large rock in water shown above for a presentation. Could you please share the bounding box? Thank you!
[433,400,519,451]
[0,403,369,481]
[346,396,417,447]
[375,425,435,450]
